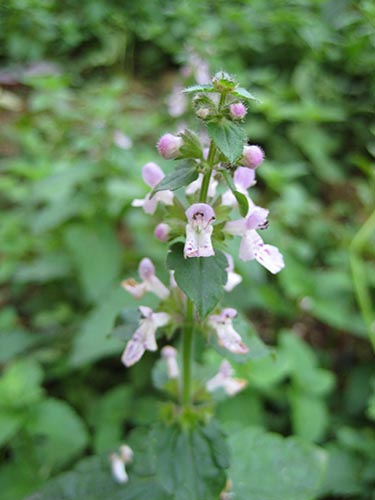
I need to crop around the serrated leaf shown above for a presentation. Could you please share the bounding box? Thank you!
[153,422,229,500]
[150,167,198,198]
[207,120,245,163]
[167,243,227,318]
[229,427,327,500]
[183,84,216,94]
[232,87,260,102]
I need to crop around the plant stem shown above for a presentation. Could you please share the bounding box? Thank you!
[182,297,195,407]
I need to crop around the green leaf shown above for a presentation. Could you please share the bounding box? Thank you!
[64,222,122,304]
[288,387,329,442]
[0,359,44,409]
[207,120,245,163]
[26,455,169,500]
[0,330,37,364]
[183,84,216,94]
[150,166,198,198]
[232,87,260,102]
[167,243,227,318]
[0,410,24,447]
[179,129,204,159]
[25,398,89,472]
[153,422,229,500]
[229,427,327,500]
[70,286,126,367]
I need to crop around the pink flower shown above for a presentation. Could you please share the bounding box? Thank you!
[222,166,256,209]
[184,203,216,258]
[121,306,170,367]
[132,162,174,214]
[224,206,284,274]
[157,133,183,160]
[206,360,247,396]
[229,102,247,120]
[242,145,264,169]
[161,345,179,379]
[122,258,170,300]
[208,308,248,354]
[154,223,170,242]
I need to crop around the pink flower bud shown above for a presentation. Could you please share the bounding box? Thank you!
[229,102,247,120]
[157,133,183,160]
[242,145,264,169]
[154,223,170,242]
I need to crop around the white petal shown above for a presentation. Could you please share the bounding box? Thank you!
[142,194,158,215]
[152,312,171,328]
[216,324,249,354]
[110,453,128,484]
[221,190,237,207]
[157,190,174,206]
[145,275,170,299]
[206,372,226,392]
[121,279,147,299]
[223,378,247,396]
[184,224,214,258]
[239,230,262,261]
[131,198,145,208]
[121,334,146,367]
[224,219,247,236]
[224,271,242,292]
[255,244,285,274]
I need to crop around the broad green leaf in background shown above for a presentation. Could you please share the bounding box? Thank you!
[288,387,329,443]
[229,427,327,500]
[70,286,127,367]
[0,410,24,447]
[0,330,37,364]
[167,243,227,318]
[25,398,89,472]
[64,222,123,304]
[207,120,246,163]
[0,359,44,409]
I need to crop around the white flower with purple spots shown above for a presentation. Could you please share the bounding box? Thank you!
[132,162,174,214]
[208,308,248,354]
[121,306,170,367]
[184,203,216,258]
[185,173,218,199]
[206,360,247,396]
[122,258,170,300]
[224,206,284,274]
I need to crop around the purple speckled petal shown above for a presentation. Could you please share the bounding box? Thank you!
[254,244,285,274]
[142,162,165,188]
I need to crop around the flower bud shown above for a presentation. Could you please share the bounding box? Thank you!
[242,145,264,169]
[154,223,170,242]
[229,102,247,120]
[157,133,183,160]
[196,107,210,119]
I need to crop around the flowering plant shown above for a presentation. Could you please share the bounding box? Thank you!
[112,72,284,497]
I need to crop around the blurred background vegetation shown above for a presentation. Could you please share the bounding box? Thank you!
[0,0,374,498]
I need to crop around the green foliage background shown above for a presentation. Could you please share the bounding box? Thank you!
[0,1,374,499]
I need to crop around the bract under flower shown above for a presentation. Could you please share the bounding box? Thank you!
[184,203,216,258]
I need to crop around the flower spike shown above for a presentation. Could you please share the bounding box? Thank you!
[122,257,170,300]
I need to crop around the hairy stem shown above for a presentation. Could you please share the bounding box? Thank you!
[182,297,195,407]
